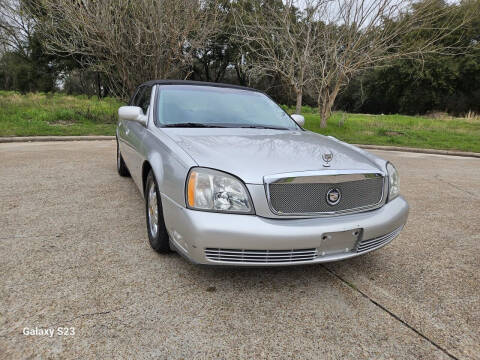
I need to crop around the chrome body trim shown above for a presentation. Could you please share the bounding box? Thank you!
[356,225,404,253]
[264,170,384,184]
[263,170,386,217]
[205,248,318,263]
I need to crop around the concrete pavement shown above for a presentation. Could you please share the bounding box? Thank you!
[1,141,479,359]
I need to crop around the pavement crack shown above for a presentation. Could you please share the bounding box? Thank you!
[68,306,127,322]
[321,265,460,360]
[62,284,193,323]
[434,175,478,198]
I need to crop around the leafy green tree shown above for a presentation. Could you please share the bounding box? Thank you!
[0,32,57,92]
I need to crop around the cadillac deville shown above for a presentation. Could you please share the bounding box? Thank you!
[116,80,408,266]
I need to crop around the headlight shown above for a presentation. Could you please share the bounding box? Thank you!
[186,167,253,213]
[386,162,400,201]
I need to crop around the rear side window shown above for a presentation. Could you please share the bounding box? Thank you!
[137,86,152,114]
[130,86,144,106]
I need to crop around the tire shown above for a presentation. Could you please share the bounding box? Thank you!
[116,140,130,177]
[145,170,171,253]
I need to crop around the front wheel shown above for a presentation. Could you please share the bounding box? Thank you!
[145,171,171,253]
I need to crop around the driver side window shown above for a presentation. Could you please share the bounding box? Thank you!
[130,86,144,106]
[137,86,152,115]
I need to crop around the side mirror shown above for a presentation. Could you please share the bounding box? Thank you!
[118,106,147,126]
[291,114,305,127]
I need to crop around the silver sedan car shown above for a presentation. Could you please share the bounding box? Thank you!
[116,80,408,266]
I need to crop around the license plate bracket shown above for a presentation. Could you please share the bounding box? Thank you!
[319,228,362,256]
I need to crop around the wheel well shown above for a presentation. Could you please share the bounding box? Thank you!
[142,161,152,194]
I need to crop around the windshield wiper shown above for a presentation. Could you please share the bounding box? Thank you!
[162,123,228,128]
[163,123,290,130]
[239,125,290,130]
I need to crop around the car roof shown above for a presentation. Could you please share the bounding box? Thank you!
[139,80,261,93]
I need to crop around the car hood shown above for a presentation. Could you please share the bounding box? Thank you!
[164,128,385,184]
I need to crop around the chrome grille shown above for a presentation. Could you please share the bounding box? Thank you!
[356,226,403,253]
[205,248,318,263]
[267,175,384,215]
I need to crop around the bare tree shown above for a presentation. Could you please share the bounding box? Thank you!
[32,0,222,98]
[309,0,469,127]
[233,0,325,114]
[0,0,35,57]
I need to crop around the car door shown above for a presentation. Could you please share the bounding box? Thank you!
[118,86,142,159]
[122,85,152,189]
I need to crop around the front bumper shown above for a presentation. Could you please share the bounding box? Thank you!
[162,195,409,266]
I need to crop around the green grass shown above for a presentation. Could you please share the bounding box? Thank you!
[283,105,480,153]
[0,91,122,136]
[1,91,479,153]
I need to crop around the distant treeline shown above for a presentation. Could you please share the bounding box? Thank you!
[336,52,480,116]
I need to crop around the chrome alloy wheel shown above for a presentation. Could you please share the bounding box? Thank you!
[147,182,159,238]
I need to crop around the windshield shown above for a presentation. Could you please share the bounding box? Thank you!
[156,85,299,130]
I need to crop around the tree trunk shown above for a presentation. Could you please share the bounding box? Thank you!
[295,88,303,114]
[318,84,341,128]
[235,64,246,86]
[97,72,102,98]
[203,60,210,82]
[319,105,330,128]
[318,90,330,128]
